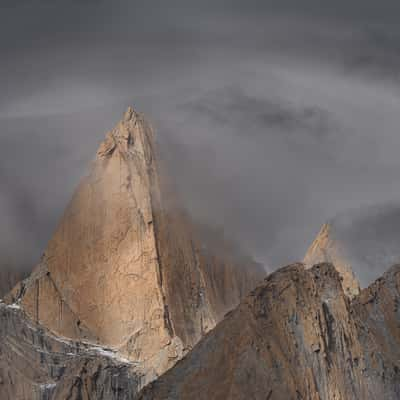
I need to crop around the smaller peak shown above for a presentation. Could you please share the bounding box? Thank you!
[304,222,360,298]
[123,106,136,122]
[320,222,332,234]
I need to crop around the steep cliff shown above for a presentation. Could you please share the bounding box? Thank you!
[304,223,360,298]
[4,107,265,387]
[137,262,400,400]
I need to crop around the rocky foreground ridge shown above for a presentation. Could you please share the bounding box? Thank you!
[2,259,400,399]
[137,262,400,400]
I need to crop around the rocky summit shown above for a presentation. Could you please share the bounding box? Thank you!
[1,107,264,397]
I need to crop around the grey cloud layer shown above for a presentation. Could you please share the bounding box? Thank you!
[1,1,400,283]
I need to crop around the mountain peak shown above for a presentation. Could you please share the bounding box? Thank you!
[304,222,360,298]
[123,105,136,121]
[6,106,264,389]
[97,105,153,160]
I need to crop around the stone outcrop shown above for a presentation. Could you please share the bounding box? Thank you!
[136,262,400,400]
[4,106,265,388]
[0,301,140,400]
[304,223,360,297]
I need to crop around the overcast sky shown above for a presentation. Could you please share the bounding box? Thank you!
[1,1,400,285]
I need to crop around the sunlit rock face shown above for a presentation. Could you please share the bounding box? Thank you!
[304,223,361,298]
[4,107,265,389]
[137,262,400,400]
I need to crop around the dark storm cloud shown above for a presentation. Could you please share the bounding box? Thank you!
[1,1,400,284]
[156,75,400,269]
[182,87,337,141]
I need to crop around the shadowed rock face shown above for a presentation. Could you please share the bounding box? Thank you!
[3,107,265,390]
[304,223,361,298]
[136,262,400,400]
[0,302,140,400]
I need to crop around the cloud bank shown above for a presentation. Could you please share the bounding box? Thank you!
[1,0,400,284]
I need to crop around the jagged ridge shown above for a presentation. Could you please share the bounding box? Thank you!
[137,262,400,400]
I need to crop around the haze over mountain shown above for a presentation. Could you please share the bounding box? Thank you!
[2,1,400,286]
[327,205,400,285]
[304,223,361,298]
[303,204,400,289]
